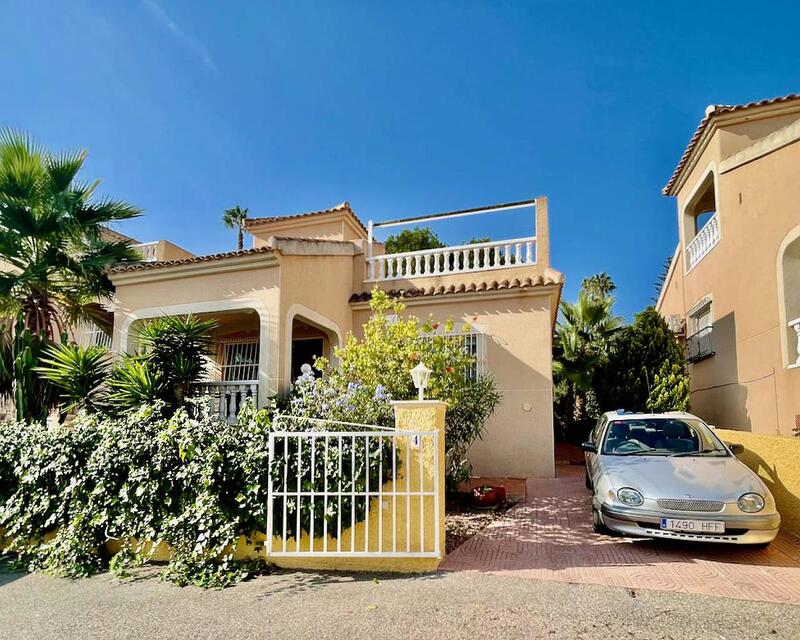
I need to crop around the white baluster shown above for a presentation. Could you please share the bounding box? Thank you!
[227,389,236,421]
[483,247,490,269]
[525,241,533,264]
[217,389,226,420]
[415,254,422,275]
[514,243,522,264]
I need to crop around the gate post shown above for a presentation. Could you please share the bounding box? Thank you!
[391,400,447,559]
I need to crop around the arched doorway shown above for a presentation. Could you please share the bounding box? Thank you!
[283,306,342,388]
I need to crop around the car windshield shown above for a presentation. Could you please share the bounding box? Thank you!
[601,418,729,457]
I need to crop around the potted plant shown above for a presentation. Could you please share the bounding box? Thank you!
[472,484,506,507]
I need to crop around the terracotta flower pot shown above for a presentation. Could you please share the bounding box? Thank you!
[472,485,503,507]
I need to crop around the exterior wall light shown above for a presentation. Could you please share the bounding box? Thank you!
[410,362,432,401]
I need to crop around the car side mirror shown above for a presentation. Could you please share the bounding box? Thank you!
[729,443,744,455]
[581,442,597,453]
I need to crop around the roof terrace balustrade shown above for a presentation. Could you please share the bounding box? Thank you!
[366,236,536,282]
[132,241,159,262]
[365,198,544,283]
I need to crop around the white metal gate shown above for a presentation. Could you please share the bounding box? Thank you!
[266,416,441,558]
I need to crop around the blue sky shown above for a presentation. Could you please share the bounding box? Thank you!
[1,1,799,318]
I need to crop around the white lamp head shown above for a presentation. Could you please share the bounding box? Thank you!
[410,362,432,401]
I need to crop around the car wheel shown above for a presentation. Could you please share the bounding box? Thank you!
[592,506,609,534]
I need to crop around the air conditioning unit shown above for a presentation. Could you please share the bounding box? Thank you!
[667,314,686,337]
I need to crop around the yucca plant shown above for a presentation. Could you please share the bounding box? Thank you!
[107,360,167,410]
[36,343,111,414]
[135,315,218,408]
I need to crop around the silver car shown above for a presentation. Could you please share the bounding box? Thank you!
[582,411,780,546]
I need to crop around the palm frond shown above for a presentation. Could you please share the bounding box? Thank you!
[46,148,88,194]
[72,197,142,226]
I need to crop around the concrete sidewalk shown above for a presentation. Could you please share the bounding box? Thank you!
[442,465,800,605]
[1,565,799,639]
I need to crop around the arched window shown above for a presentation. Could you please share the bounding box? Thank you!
[779,226,800,368]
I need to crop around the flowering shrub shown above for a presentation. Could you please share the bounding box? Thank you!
[287,367,393,428]
[313,289,501,491]
[271,369,396,540]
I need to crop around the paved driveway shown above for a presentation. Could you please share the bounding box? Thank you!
[442,466,800,605]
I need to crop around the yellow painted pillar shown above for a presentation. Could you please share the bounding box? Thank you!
[391,400,447,560]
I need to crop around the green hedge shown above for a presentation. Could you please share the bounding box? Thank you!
[0,400,391,587]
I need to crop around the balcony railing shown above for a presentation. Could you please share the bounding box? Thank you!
[132,241,159,262]
[193,381,258,424]
[686,326,715,363]
[366,236,536,282]
[686,214,719,272]
[789,317,800,368]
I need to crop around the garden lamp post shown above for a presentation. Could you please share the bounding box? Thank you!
[410,362,432,401]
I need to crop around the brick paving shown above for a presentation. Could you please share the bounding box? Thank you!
[442,465,800,605]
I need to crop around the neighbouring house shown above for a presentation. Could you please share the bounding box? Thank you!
[657,93,800,435]
[101,198,563,478]
[72,228,196,350]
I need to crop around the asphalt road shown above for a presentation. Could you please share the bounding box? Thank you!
[0,566,798,639]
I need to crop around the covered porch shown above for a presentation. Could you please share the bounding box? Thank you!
[119,301,271,424]
[117,301,344,423]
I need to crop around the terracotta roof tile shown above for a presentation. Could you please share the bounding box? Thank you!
[110,246,274,274]
[348,273,562,303]
[663,93,800,195]
[244,201,368,235]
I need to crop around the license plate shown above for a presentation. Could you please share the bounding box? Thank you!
[660,517,725,533]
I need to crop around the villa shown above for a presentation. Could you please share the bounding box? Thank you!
[657,93,800,435]
[101,198,563,478]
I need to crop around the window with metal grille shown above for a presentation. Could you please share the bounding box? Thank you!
[686,299,714,362]
[221,341,259,381]
[423,328,486,381]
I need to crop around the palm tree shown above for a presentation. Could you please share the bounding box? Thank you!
[553,290,623,438]
[581,272,616,301]
[222,205,248,251]
[0,129,142,339]
[0,129,141,421]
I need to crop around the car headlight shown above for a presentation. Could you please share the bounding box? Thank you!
[737,493,765,513]
[617,487,644,506]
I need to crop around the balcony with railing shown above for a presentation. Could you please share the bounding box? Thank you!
[686,326,715,363]
[686,214,719,272]
[365,198,548,284]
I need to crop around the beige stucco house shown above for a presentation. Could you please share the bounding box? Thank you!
[103,198,563,478]
[657,93,800,435]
